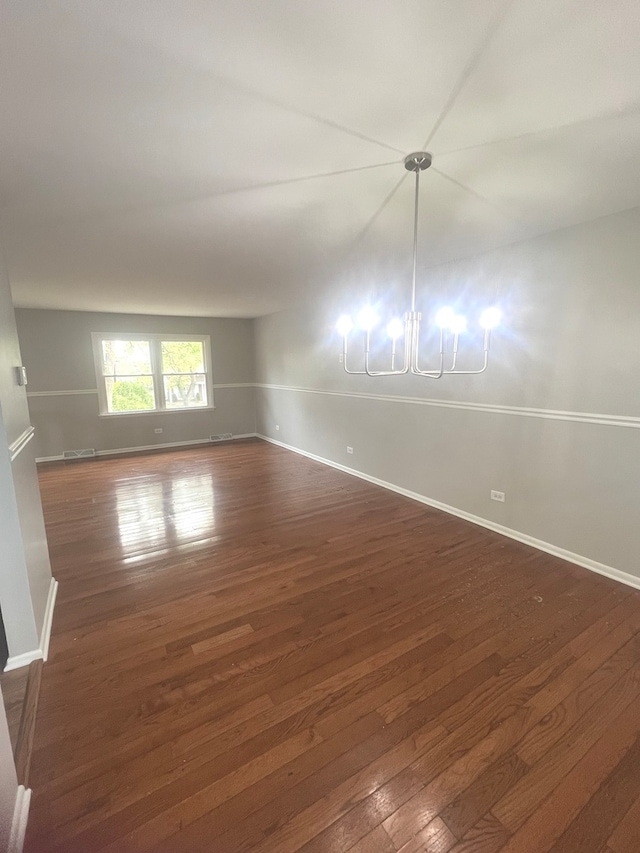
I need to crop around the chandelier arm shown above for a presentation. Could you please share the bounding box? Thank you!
[443,328,491,374]
[410,316,445,377]
[365,365,410,376]
[391,336,399,371]
[364,329,410,376]
[411,363,445,378]
[444,351,489,374]
[449,332,458,371]
[341,335,367,374]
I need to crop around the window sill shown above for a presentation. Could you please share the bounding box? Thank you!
[99,406,216,418]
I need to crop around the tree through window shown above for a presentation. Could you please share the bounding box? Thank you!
[161,341,207,409]
[92,333,212,415]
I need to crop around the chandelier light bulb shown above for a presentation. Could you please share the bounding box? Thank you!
[336,314,353,337]
[357,306,378,331]
[479,307,501,329]
[450,314,467,334]
[386,318,404,339]
[435,306,456,329]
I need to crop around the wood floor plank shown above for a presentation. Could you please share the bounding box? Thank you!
[293,768,426,853]
[395,817,458,853]
[607,792,640,853]
[346,824,397,853]
[517,632,640,766]
[449,812,510,853]
[60,726,325,851]
[1,660,42,785]
[548,735,640,853]
[493,663,640,834]
[24,441,640,853]
[440,751,529,840]
[110,726,439,853]
[163,711,387,852]
[497,692,640,852]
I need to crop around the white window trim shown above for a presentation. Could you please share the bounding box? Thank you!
[91,332,214,416]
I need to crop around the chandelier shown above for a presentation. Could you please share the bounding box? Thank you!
[336,152,501,378]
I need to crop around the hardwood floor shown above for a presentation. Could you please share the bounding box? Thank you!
[1,665,29,755]
[0,666,29,752]
[26,439,640,852]
[1,657,43,785]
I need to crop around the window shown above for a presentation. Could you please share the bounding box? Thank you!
[92,333,213,415]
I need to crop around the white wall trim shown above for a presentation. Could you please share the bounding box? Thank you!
[27,383,253,398]
[40,578,58,661]
[97,406,216,419]
[255,383,640,430]
[23,382,640,429]
[8,785,31,853]
[8,427,35,462]
[36,433,257,463]
[26,389,98,397]
[258,434,640,592]
[4,650,43,673]
[212,383,256,389]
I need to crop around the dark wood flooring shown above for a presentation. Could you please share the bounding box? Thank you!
[1,665,29,755]
[1,655,43,787]
[26,439,640,852]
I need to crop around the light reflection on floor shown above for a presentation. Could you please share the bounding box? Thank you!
[114,473,216,556]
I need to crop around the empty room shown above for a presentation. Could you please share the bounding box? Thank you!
[1,2,640,852]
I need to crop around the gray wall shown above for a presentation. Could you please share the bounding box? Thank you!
[255,207,640,580]
[0,251,52,657]
[15,309,257,460]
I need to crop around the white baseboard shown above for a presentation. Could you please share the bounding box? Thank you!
[8,785,31,853]
[257,434,640,592]
[4,577,58,672]
[40,578,58,661]
[36,433,258,463]
[4,650,42,673]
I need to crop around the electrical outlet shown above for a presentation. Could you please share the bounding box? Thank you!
[154,428,163,434]
[491,490,505,502]
[275,424,280,431]
[347,446,353,455]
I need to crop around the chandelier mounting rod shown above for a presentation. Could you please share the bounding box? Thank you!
[404,152,432,313]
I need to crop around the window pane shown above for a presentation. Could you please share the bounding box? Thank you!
[161,341,205,374]
[105,376,156,412]
[163,374,207,408]
[101,340,152,376]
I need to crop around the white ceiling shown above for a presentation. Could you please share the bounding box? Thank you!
[1,0,639,318]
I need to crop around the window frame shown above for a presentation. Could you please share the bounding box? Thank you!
[91,332,214,416]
